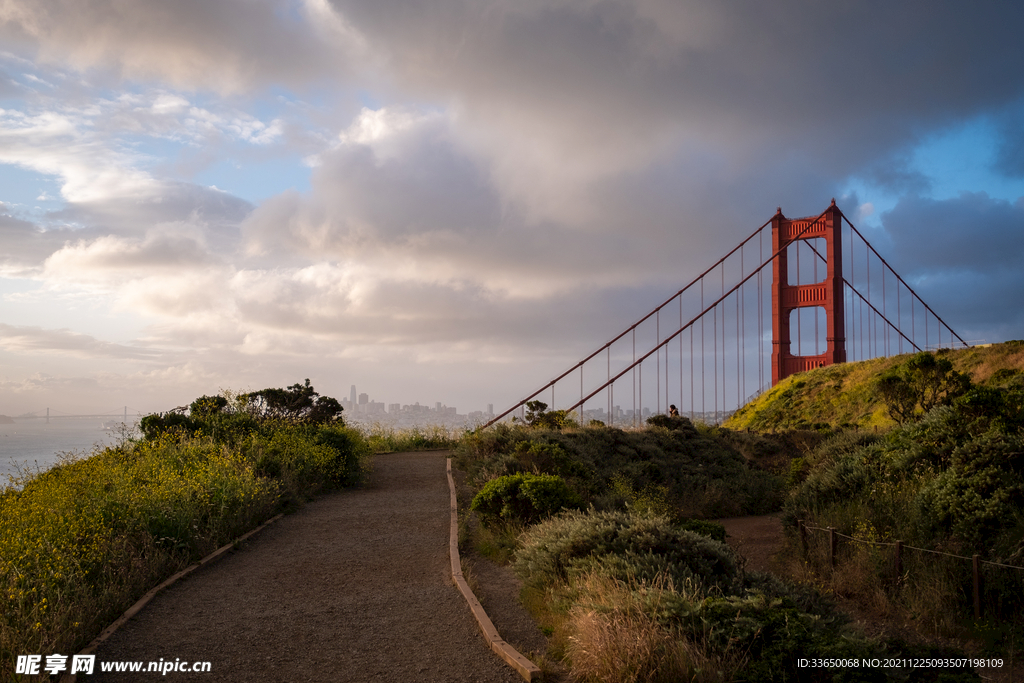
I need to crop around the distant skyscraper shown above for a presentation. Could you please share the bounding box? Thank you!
[487,404,493,415]
[350,385,356,403]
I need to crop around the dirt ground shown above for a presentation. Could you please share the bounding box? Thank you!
[90,452,523,682]
[716,513,785,575]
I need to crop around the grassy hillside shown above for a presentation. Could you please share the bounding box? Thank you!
[726,340,1024,431]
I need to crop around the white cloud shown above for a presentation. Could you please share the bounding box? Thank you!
[0,323,154,359]
[0,0,362,94]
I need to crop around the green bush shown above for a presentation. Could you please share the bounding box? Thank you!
[457,422,786,518]
[514,510,739,592]
[677,518,727,543]
[2,389,371,662]
[471,473,582,524]
[917,429,1024,547]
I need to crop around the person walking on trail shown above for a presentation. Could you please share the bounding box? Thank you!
[669,404,679,417]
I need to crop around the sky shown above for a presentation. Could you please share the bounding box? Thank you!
[1,0,1024,417]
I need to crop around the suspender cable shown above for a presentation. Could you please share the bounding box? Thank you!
[741,246,746,402]
[758,229,763,389]
[799,235,922,354]
[845,219,968,348]
[656,310,661,415]
[690,324,694,421]
[565,210,829,417]
[737,262,741,408]
[882,266,887,356]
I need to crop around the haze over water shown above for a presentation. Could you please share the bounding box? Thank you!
[0,417,129,484]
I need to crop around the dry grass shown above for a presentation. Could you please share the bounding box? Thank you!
[966,343,1024,383]
[565,573,744,683]
[785,525,981,641]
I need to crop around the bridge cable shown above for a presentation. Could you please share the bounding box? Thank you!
[484,217,775,426]
[560,210,832,416]
[794,225,933,356]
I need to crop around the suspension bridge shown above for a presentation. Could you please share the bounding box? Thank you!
[14,407,142,423]
[487,200,968,427]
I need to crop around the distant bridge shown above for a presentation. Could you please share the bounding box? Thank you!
[15,407,142,422]
[489,200,967,427]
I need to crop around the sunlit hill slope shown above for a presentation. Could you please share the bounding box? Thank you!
[725,340,1024,431]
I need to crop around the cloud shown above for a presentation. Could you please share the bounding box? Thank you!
[882,192,1024,273]
[0,211,82,274]
[879,192,1024,341]
[0,323,155,359]
[992,106,1024,179]
[329,1,1024,195]
[0,0,364,94]
[45,232,219,275]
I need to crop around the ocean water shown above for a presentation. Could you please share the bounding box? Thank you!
[0,417,133,484]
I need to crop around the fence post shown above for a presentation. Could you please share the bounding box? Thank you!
[799,520,808,556]
[894,541,903,583]
[829,527,837,568]
[973,554,982,620]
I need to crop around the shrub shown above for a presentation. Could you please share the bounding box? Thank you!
[471,473,582,524]
[1,399,370,662]
[876,352,972,424]
[514,510,739,593]
[457,423,786,518]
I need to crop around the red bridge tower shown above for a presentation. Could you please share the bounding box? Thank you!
[771,200,846,385]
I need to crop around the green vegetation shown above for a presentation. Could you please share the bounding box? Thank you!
[515,510,739,592]
[512,509,976,682]
[470,473,582,525]
[876,352,971,424]
[2,382,370,667]
[519,400,577,429]
[455,418,785,520]
[786,381,1024,634]
[456,413,986,681]
[727,340,1024,431]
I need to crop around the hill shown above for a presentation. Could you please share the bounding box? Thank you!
[726,339,1024,431]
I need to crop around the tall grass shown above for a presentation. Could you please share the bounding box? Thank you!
[507,509,962,683]
[566,573,745,683]
[1,423,369,667]
[356,422,463,453]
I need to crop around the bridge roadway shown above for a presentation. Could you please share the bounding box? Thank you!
[91,451,524,682]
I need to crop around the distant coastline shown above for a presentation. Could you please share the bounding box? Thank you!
[0,415,14,424]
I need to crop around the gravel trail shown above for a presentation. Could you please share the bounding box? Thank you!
[91,451,522,682]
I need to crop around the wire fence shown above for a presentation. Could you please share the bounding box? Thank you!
[798,520,1024,620]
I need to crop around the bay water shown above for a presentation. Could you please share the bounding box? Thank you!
[1,417,134,485]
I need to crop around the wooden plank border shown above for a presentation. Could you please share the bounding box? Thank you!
[447,458,542,682]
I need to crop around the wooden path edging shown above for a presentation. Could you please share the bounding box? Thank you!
[446,458,542,682]
[64,513,285,682]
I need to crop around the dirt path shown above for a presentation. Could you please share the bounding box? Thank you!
[716,514,785,574]
[91,451,522,682]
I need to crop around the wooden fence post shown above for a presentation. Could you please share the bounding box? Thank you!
[799,520,808,556]
[829,527,837,568]
[894,541,903,583]
[973,554,982,620]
